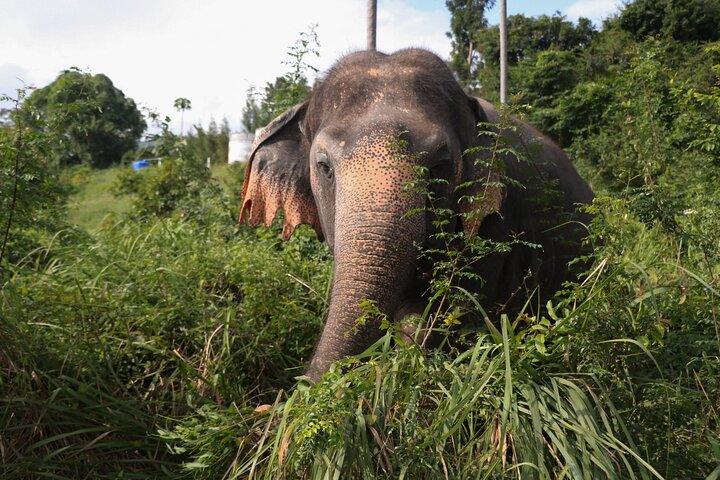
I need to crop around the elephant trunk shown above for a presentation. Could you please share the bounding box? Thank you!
[306,165,425,381]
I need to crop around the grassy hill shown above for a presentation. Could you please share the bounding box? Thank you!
[67,167,131,230]
[67,164,239,231]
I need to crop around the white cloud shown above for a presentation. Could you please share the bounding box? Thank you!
[0,0,451,132]
[565,0,622,24]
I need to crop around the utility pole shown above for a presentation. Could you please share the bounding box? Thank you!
[367,0,377,51]
[499,0,508,104]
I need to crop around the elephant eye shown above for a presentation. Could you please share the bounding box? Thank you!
[428,144,450,179]
[429,163,445,179]
[316,153,334,180]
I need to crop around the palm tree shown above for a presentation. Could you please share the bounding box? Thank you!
[174,97,192,136]
[367,0,377,51]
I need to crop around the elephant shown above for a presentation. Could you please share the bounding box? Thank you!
[240,48,594,381]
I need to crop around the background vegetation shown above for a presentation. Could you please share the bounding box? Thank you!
[1,1,719,478]
[19,68,146,169]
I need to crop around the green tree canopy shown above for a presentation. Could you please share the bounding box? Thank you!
[476,13,597,67]
[522,50,580,107]
[445,0,496,87]
[21,68,145,168]
[619,0,720,42]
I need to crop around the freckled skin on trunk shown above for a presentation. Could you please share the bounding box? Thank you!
[307,209,424,380]
[306,132,425,381]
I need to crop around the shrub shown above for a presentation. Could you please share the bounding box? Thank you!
[162,328,661,479]
[0,89,70,269]
[113,112,226,219]
[114,156,220,218]
[1,211,330,477]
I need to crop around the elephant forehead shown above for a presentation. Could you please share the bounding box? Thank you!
[337,131,417,204]
[365,65,419,77]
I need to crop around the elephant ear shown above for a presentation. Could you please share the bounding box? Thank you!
[458,96,506,236]
[239,102,322,240]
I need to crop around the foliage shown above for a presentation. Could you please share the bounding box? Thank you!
[114,156,218,218]
[553,40,720,478]
[554,195,720,478]
[477,13,597,67]
[462,12,596,96]
[619,0,720,43]
[174,97,192,112]
[185,118,231,166]
[2,13,720,480]
[568,42,720,206]
[0,89,69,269]
[19,68,145,168]
[1,193,330,478]
[174,97,192,136]
[445,0,496,86]
[162,329,661,479]
[522,51,579,107]
[113,112,224,218]
[123,117,231,168]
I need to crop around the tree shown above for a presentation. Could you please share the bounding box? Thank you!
[475,13,597,67]
[21,68,145,168]
[174,97,192,137]
[186,117,231,165]
[241,89,263,133]
[446,0,496,87]
[469,13,597,101]
[1,88,68,266]
[619,0,720,43]
[521,50,582,143]
[523,50,580,107]
[240,26,319,132]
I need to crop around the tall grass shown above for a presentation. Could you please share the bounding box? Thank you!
[162,324,662,479]
[1,210,330,478]
[2,44,719,477]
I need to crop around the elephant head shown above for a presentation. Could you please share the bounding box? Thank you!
[241,49,521,380]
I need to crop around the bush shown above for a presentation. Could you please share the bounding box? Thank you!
[113,112,228,219]
[559,197,719,477]
[114,157,220,218]
[2,20,720,480]
[568,42,720,225]
[0,89,70,269]
[162,329,660,479]
[1,209,330,477]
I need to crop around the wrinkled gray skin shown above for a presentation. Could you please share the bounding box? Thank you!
[240,49,593,381]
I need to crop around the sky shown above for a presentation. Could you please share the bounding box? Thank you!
[0,0,622,133]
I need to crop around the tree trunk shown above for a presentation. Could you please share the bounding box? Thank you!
[467,40,474,81]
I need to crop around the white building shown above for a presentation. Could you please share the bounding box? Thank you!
[228,132,254,164]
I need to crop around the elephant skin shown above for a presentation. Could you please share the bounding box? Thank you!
[240,48,594,381]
